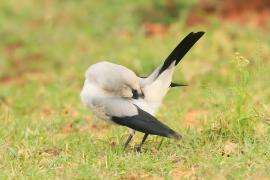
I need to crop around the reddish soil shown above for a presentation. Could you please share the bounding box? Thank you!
[187,0,270,27]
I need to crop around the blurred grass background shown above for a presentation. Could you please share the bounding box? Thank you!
[0,0,270,179]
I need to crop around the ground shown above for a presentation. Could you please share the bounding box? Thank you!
[0,0,270,179]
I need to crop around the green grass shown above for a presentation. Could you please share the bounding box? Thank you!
[1,0,270,179]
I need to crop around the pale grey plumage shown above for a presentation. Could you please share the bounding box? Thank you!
[84,61,142,98]
[132,61,176,115]
[80,62,140,122]
[91,97,138,120]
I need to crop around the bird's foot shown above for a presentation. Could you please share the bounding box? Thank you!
[135,146,142,152]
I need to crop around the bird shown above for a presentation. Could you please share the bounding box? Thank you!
[125,31,205,148]
[80,61,181,151]
[80,31,205,151]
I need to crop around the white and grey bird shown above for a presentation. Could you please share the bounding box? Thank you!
[80,32,204,151]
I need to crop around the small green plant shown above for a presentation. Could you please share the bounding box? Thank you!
[202,52,256,143]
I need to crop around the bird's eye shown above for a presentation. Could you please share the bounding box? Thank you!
[132,89,139,99]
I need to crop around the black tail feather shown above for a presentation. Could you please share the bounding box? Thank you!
[140,76,187,88]
[170,82,188,88]
[158,31,205,76]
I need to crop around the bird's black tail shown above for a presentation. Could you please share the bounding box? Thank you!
[158,31,205,76]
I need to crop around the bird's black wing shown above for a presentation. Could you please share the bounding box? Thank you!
[158,31,205,76]
[111,106,181,139]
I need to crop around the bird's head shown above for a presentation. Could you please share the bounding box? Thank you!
[121,80,144,99]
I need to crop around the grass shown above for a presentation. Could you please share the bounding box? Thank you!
[0,0,270,179]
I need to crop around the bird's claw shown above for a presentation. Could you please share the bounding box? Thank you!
[135,146,142,152]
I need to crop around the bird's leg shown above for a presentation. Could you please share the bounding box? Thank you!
[124,130,135,149]
[136,133,149,152]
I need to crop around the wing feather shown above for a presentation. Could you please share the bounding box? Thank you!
[111,106,181,139]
